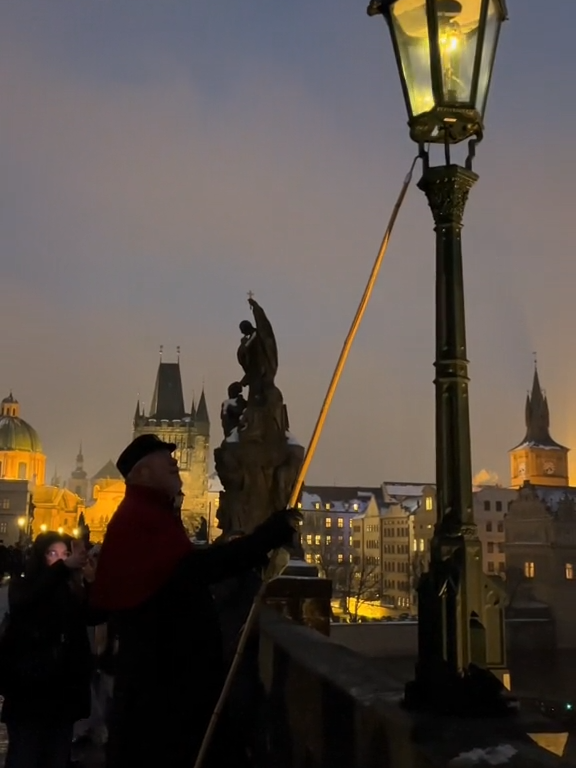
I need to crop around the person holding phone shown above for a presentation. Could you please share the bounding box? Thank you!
[0,532,99,768]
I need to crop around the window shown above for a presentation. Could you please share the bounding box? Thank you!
[349,536,353,546]
[1,499,9,510]
[487,562,495,572]
[498,562,506,573]
[297,502,302,509]
[566,563,574,580]
[305,554,313,564]
[325,517,332,528]
[315,535,321,546]
[352,503,359,511]
[0,522,7,534]
[524,561,535,579]
[337,554,344,563]
[325,503,331,510]
[306,535,312,545]
[497,522,504,533]
[326,535,332,545]
[314,503,320,510]
[484,501,491,511]
[487,542,494,553]
[486,522,493,532]
[425,496,433,511]
[18,462,26,480]
[412,538,417,552]
[337,518,344,528]
[419,538,425,552]
[495,501,502,512]
[498,542,505,554]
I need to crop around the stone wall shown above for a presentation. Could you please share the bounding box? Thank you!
[257,608,573,768]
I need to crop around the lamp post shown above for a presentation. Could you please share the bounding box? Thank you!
[368,0,510,714]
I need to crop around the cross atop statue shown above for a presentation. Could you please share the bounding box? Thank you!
[247,290,254,301]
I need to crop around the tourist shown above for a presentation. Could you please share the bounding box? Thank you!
[92,433,299,768]
[0,532,95,768]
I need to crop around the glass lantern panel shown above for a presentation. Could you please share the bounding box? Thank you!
[477,0,501,115]
[436,0,482,105]
[390,0,434,117]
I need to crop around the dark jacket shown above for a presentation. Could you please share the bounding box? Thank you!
[1,561,94,724]
[106,515,293,768]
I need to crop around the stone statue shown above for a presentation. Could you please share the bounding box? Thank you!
[220,382,247,438]
[214,297,304,538]
[237,297,278,402]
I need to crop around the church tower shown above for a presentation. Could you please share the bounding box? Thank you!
[509,364,569,488]
[133,351,210,530]
[67,443,88,500]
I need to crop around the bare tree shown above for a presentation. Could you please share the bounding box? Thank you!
[339,559,379,622]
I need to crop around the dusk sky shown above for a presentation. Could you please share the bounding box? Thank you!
[1,1,575,486]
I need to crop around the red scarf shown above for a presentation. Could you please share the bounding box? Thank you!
[90,484,193,611]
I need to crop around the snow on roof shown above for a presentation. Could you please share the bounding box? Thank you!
[384,483,427,497]
[300,491,370,514]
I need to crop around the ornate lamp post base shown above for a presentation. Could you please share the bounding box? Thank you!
[403,162,512,716]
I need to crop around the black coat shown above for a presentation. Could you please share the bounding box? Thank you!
[106,518,292,768]
[1,562,94,725]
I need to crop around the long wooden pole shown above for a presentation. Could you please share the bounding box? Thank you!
[193,156,417,768]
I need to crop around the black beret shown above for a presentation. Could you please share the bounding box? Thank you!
[116,434,177,479]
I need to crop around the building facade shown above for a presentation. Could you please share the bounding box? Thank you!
[133,357,210,531]
[0,480,30,545]
[0,393,46,485]
[300,486,380,593]
[473,485,517,579]
[506,482,576,649]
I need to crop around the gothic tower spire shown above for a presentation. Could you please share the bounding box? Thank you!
[509,363,569,488]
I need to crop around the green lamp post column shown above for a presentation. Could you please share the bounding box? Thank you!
[368,0,511,714]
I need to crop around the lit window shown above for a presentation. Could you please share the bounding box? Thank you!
[349,554,353,563]
[352,503,359,511]
[325,503,331,510]
[306,535,312,545]
[419,538,425,552]
[297,502,302,509]
[337,518,344,528]
[315,535,321,545]
[305,554,313,564]
[325,518,332,528]
[314,503,320,510]
[337,553,344,563]
[425,497,433,511]
[566,563,574,580]
[315,554,321,564]
[412,538,417,552]
[349,536,353,546]
[1,499,9,510]
[524,561,535,579]
[0,522,7,534]
[326,535,332,545]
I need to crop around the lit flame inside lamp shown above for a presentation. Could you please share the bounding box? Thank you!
[437,0,464,102]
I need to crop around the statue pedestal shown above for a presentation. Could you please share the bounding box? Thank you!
[281,559,319,578]
[262,575,332,636]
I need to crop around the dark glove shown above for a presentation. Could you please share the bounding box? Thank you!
[257,508,302,550]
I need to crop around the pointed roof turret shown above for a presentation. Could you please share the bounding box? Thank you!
[190,395,196,420]
[512,363,566,449]
[133,398,142,427]
[149,360,186,420]
[195,388,209,423]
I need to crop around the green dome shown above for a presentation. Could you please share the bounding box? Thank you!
[0,415,43,452]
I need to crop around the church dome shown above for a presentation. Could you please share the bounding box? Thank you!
[0,393,43,452]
